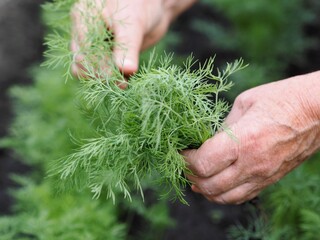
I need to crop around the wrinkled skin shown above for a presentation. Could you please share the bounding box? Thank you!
[71,0,320,204]
[183,72,320,204]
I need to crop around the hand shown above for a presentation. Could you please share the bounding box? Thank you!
[71,0,196,83]
[183,71,320,204]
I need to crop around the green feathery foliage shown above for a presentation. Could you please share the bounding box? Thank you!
[52,55,245,204]
[0,67,126,240]
[0,177,126,240]
[0,67,92,172]
[0,64,173,240]
[41,0,75,79]
[40,0,246,203]
[195,0,317,100]
[227,154,320,240]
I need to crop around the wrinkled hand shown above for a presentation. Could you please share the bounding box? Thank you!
[71,0,196,82]
[183,71,320,204]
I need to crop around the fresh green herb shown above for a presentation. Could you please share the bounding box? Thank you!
[50,54,245,204]
[41,0,246,204]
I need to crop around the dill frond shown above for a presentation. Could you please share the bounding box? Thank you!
[42,0,246,203]
[52,54,246,204]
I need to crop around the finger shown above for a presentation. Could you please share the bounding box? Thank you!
[109,17,143,77]
[70,40,87,78]
[208,183,261,205]
[187,163,243,196]
[182,130,239,178]
[71,3,87,45]
[191,184,201,193]
[70,3,88,78]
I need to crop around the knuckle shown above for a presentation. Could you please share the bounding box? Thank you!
[195,163,210,178]
[191,141,216,178]
[198,182,215,196]
[234,90,255,110]
[249,161,275,180]
[234,92,246,107]
[197,180,226,197]
[191,156,212,178]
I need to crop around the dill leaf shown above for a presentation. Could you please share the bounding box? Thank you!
[51,54,246,204]
[43,0,246,203]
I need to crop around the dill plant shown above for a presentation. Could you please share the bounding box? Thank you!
[0,65,173,240]
[227,154,320,240]
[0,0,248,239]
[41,0,246,203]
[40,0,244,203]
[0,177,126,240]
[53,56,245,204]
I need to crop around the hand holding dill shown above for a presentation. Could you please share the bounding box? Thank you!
[53,53,246,204]
[183,74,320,205]
[71,0,197,82]
[45,0,246,204]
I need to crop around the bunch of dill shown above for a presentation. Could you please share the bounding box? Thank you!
[44,0,246,203]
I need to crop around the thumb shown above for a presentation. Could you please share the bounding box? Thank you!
[182,130,239,178]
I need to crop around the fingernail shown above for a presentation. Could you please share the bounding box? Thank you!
[117,58,138,76]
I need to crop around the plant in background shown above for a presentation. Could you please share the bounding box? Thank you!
[202,0,314,64]
[263,155,320,240]
[1,67,92,170]
[193,0,316,99]
[227,154,320,240]
[0,177,126,240]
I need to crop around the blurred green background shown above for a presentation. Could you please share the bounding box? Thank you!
[1,0,320,239]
